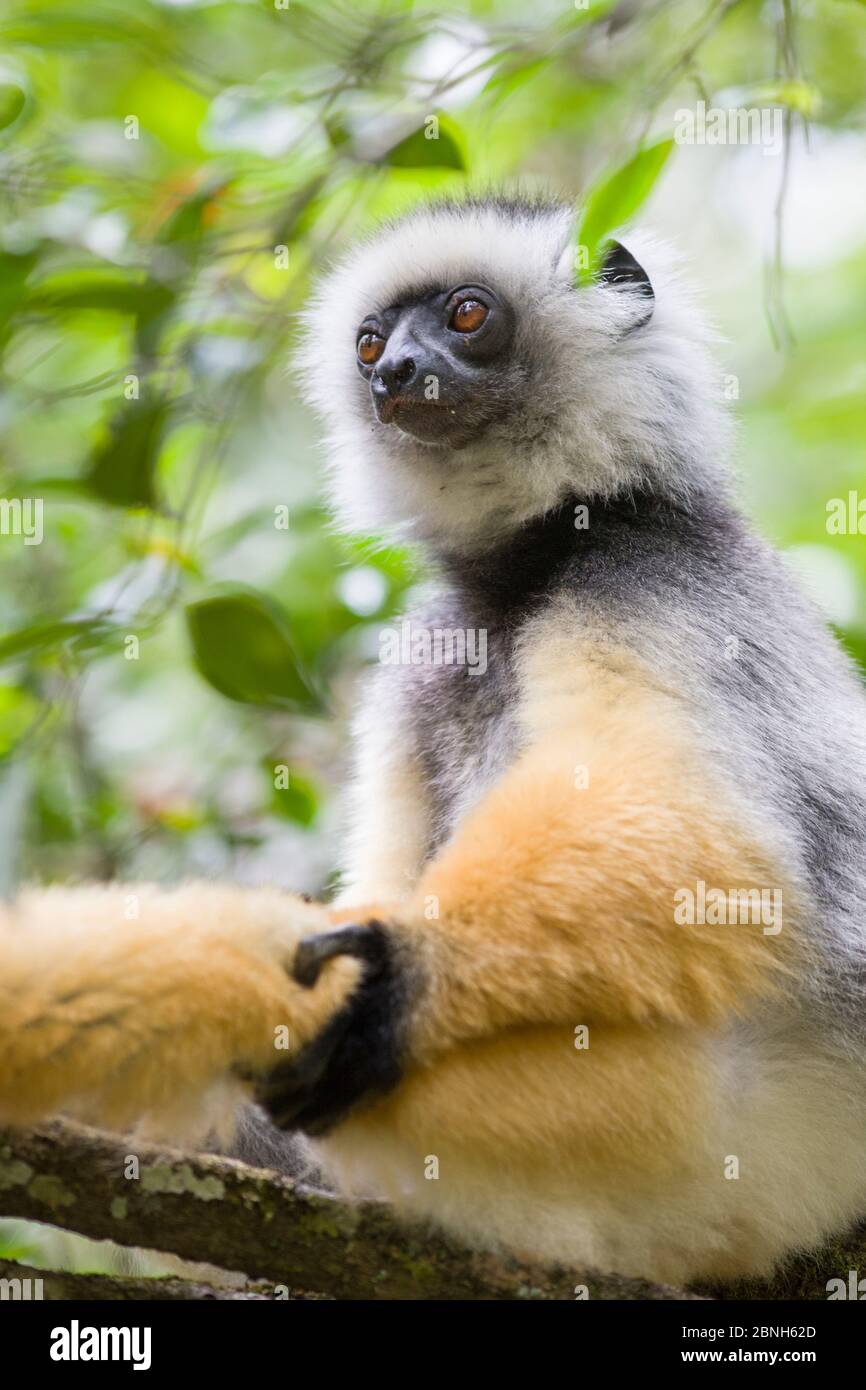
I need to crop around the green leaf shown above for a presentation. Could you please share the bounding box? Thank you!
[323,115,351,149]
[29,270,164,315]
[0,82,25,131]
[0,683,39,753]
[575,137,674,282]
[85,400,166,509]
[24,269,175,357]
[483,57,546,102]
[156,175,227,246]
[0,618,108,666]
[135,280,177,358]
[268,765,319,826]
[186,589,321,711]
[381,115,465,170]
[0,248,38,337]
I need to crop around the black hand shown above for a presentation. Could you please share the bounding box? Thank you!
[255,921,411,1137]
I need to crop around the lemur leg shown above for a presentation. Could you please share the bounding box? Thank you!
[258,673,800,1133]
[0,883,361,1138]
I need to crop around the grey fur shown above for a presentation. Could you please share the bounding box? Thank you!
[229,1104,326,1184]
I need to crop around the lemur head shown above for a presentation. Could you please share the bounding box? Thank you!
[300,196,730,554]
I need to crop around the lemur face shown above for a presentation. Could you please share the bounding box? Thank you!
[301,197,729,551]
[354,281,516,448]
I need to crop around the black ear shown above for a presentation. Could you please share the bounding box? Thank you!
[598,241,654,325]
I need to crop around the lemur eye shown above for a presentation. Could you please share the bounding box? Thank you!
[357,332,385,366]
[450,299,488,333]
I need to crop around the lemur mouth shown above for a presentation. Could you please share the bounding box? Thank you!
[372,393,399,424]
[372,392,439,426]
[373,394,473,448]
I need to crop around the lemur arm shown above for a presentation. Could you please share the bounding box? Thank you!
[0,883,361,1138]
[334,671,431,908]
[259,680,799,1133]
[404,709,794,1051]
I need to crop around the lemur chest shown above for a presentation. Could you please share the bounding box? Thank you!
[395,587,651,857]
[400,621,523,853]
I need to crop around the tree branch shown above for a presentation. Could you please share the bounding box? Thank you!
[0,1121,700,1300]
[0,1257,273,1301]
[2,1121,862,1299]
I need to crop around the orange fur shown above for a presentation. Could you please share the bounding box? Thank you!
[0,643,823,1284]
[387,683,799,1061]
[0,884,359,1137]
[339,1020,715,1179]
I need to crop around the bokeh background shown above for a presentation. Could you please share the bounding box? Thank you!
[2,0,866,896]
[0,0,865,1271]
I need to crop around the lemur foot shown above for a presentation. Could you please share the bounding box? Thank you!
[255,922,412,1136]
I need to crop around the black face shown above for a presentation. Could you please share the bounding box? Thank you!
[355,284,515,447]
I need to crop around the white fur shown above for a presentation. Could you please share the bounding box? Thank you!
[298,198,733,553]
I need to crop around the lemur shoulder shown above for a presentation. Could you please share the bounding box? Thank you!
[3,196,866,1286]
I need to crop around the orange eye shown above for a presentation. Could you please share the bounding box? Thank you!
[357,332,385,366]
[450,299,488,333]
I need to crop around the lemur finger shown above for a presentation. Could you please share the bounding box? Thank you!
[293,923,389,987]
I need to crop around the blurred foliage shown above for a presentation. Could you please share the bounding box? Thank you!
[575,134,673,277]
[0,0,864,910]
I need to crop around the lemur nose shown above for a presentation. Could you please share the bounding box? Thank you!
[373,354,417,396]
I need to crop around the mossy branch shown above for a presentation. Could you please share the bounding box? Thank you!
[0,1121,699,1300]
[0,1121,861,1300]
[0,1257,272,1301]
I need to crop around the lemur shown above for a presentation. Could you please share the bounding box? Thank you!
[3,196,866,1287]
